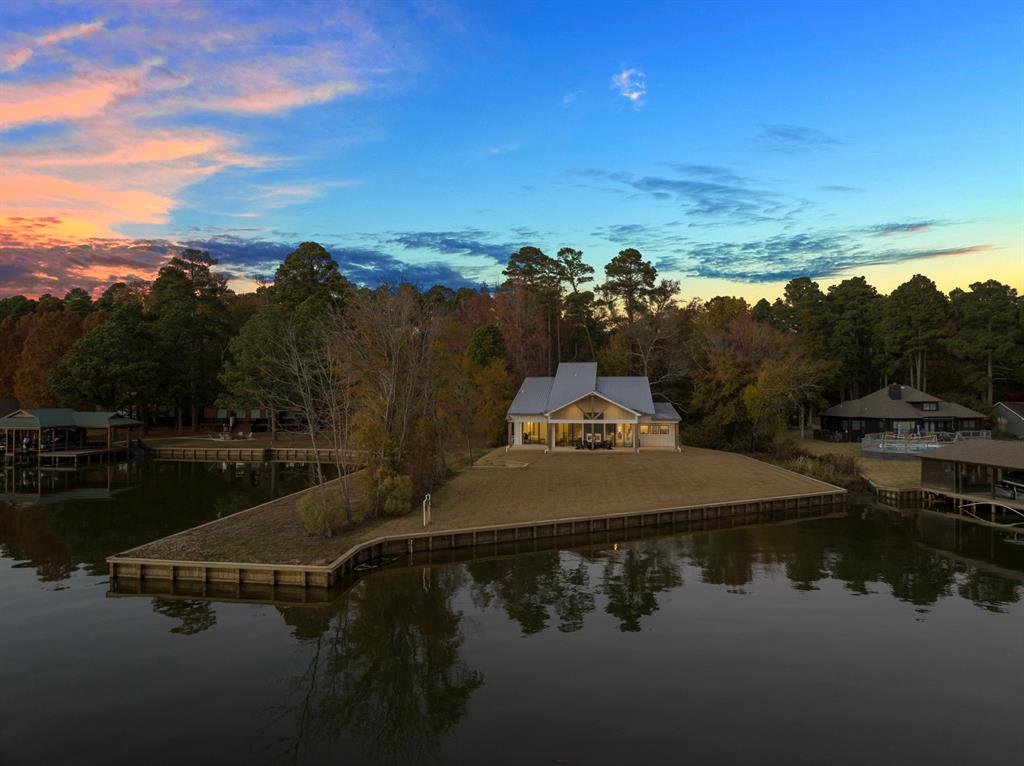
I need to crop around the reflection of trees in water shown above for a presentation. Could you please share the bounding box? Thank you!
[151,598,218,635]
[0,505,75,581]
[260,565,482,766]
[468,551,595,634]
[0,460,324,582]
[600,541,684,631]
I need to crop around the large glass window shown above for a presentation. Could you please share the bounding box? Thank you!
[522,421,548,444]
[616,423,634,447]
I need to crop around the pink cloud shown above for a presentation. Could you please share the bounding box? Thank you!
[213,80,360,114]
[0,19,105,73]
[39,21,105,47]
[0,47,32,72]
[0,66,148,129]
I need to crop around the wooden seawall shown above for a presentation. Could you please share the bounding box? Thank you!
[145,446,359,463]
[108,487,847,589]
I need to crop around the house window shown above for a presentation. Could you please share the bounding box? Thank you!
[640,424,669,435]
[522,422,548,444]
[922,402,938,411]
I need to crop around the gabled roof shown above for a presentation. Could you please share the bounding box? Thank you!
[507,363,663,417]
[822,385,983,420]
[507,377,555,414]
[596,377,655,415]
[547,363,597,412]
[994,401,1024,420]
[920,440,1024,471]
[0,409,142,429]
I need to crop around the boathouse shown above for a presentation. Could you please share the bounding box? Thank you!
[0,408,143,465]
[819,384,985,442]
[506,363,680,451]
[920,440,1024,513]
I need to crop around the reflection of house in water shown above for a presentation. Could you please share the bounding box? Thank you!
[0,462,143,506]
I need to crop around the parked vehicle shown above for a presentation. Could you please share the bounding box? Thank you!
[994,471,1024,501]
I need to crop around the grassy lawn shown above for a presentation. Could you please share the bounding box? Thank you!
[121,447,840,566]
[784,430,921,490]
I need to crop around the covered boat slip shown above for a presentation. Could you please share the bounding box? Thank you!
[921,440,1024,521]
[0,408,143,466]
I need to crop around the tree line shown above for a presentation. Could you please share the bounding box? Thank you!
[1,241,1021,504]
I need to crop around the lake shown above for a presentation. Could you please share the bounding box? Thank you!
[1,460,1022,766]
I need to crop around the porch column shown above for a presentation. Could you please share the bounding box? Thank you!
[634,414,640,453]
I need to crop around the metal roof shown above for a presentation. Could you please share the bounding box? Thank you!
[919,440,1024,471]
[507,377,556,414]
[0,409,142,429]
[507,363,664,417]
[994,402,1024,420]
[546,363,598,412]
[822,385,983,420]
[596,377,655,415]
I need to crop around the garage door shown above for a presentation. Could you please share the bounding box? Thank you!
[639,423,675,447]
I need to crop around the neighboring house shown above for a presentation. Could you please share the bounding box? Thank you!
[819,384,985,441]
[992,402,1024,438]
[506,362,680,451]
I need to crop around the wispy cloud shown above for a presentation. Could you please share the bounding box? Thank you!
[562,89,583,106]
[657,231,992,283]
[486,141,522,156]
[576,164,808,225]
[866,220,941,236]
[611,67,646,107]
[388,229,514,264]
[0,19,105,73]
[819,184,862,193]
[756,124,841,153]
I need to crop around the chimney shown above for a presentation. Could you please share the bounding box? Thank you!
[888,383,901,400]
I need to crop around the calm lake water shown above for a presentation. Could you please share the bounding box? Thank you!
[1,461,1022,766]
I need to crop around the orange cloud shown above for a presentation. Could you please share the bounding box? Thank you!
[0,67,146,129]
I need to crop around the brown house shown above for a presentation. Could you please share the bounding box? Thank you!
[819,384,984,441]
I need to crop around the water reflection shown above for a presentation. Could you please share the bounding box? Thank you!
[0,460,327,582]
[2,484,1023,766]
[264,567,483,765]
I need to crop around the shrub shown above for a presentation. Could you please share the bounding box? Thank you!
[365,469,414,517]
[297,488,348,538]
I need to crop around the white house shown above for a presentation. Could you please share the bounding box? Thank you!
[506,362,680,451]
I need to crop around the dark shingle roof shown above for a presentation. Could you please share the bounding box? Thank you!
[920,440,1024,471]
[0,409,142,429]
[822,385,983,420]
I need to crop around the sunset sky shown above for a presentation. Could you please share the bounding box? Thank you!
[1,0,1021,301]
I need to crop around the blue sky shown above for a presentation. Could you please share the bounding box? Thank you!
[1,0,1021,299]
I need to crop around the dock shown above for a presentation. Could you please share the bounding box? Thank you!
[144,445,358,463]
